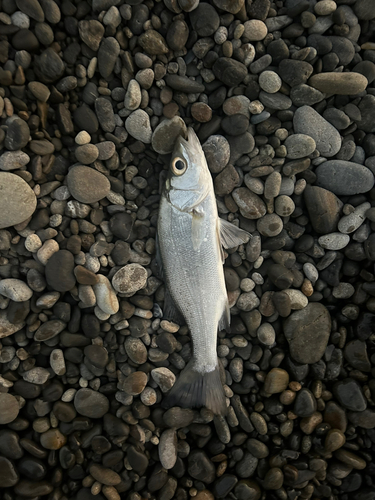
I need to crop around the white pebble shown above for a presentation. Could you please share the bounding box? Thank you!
[25,234,42,253]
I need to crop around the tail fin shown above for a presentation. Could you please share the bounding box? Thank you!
[161,360,227,416]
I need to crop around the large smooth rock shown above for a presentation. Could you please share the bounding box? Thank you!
[0,173,36,229]
[315,160,375,195]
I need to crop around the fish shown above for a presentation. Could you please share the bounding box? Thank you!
[156,128,251,415]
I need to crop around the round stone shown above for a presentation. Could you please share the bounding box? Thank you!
[191,103,212,123]
[0,173,36,229]
[67,166,111,204]
[40,429,67,450]
[258,71,282,94]
[257,214,283,237]
[263,368,289,394]
[112,264,148,295]
[75,144,99,164]
[0,393,19,424]
[74,388,109,418]
[285,134,316,159]
[243,20,268,41]
[122,372,148,395]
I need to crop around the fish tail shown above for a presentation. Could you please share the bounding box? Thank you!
[161,360,227,416]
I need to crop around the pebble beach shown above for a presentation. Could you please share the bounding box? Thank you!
[1,0,375,499]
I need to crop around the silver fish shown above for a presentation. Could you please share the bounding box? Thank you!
[157,128,251,415]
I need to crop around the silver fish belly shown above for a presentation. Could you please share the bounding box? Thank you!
[157,128,250,415]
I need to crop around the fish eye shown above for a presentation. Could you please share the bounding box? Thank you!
[172,158,187,175]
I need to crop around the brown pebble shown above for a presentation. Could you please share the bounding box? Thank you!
[289,381,302,391]
[263,467,284,490]
[264,368,289,394]
[74,265,99,285]
[163,102,179,118]
[302,278,314,296]
[325,429,346,452]
[90,463,122,486]
[280,390,296,405]
[40,429,67,450]
[300,411,323,435]
[191,102,212,123]
[334,449,366,470]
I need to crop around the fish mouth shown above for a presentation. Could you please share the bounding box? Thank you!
[175,127,199,151]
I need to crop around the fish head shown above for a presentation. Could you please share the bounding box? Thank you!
[166,128,212,212]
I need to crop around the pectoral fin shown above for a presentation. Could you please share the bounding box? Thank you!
[219,218,251,249]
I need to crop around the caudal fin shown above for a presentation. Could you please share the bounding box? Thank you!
[161,360,227,415]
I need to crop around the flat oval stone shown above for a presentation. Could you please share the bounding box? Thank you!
[0,279,33,302]
[285,134,316,159]
[309,72,368,95]
[315,160,375,195]
[74,388,109,418]
[283,303,331,364]
[293,105,341,157]
[0,173,36,229]
[67,166,111,204]
[14,480,53,497]
[318,233,350,250]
